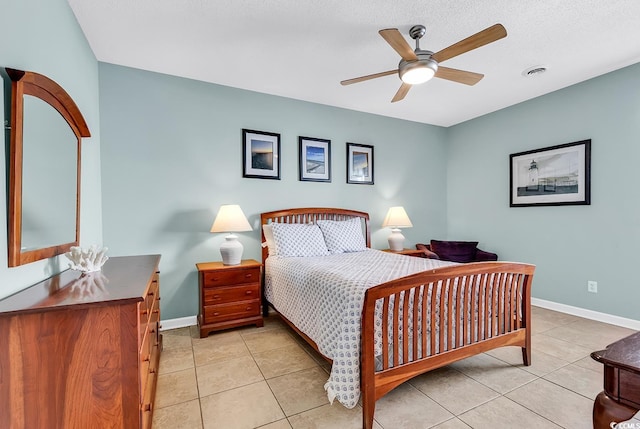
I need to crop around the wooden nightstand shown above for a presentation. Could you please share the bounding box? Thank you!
[381,248,426,258]
[195,259,263,338]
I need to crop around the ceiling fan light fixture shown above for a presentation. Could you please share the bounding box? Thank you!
[400,58,438,85]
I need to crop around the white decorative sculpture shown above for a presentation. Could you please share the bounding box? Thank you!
[64,245,109,273]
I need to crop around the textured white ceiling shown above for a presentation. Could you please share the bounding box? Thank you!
[68,0,640,127]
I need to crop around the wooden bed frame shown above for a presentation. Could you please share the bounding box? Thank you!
[261,208,535,429]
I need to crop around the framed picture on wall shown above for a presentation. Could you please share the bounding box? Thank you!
[299,136,331,182]
[242,129,281,180]
[510,139,591,207]
[346,142,374,185]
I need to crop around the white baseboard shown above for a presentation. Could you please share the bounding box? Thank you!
[531,298,640,330]
[158,300,639,332]
[160,315,197,331]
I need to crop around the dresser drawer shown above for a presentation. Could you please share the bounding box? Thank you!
[203,283,260,305]
[619,369,640,407]
[204,301,260,323]
[139,329,152,401]
[139,279,159,326]
[202,267,260,287]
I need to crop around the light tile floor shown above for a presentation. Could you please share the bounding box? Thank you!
[153,306,639,429]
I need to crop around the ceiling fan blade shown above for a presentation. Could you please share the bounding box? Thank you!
[391,83,411,103]
[435,66,484,85]
[431,23,507,64]
[340,69,398,86]
[379,29,418,61]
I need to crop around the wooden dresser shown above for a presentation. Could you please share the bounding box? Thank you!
[0,254,162,429]
[591,331,640,428]
[196,259,263,338]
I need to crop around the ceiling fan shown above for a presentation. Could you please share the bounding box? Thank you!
[340,23,507,102]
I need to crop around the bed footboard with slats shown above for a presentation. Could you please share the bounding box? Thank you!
[360,262,534,429]
[260,208,535,429]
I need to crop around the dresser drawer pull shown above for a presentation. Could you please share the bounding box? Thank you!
[245,306,251,311]
[213,312,220,316]
[150,368,156,374]
[143,403,152,412]
[244,273,253,278]
[213,294,221,299]
[141,309,148,315]
[143,355,150,362]
[245,291,253,295]
[148,291,154,297]
[153,309,160,314]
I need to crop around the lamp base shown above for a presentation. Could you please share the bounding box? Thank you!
[387,228,405,252]
[219,234,243,265]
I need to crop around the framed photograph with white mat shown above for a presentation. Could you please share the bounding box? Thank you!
[510,139,591,207]
[299,136,331,182]
[346,142,374,185]
[242,129,281,180]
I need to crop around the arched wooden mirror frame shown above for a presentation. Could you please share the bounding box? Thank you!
[6,68,91,267]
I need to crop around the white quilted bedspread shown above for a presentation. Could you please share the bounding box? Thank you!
[264,249,454,409]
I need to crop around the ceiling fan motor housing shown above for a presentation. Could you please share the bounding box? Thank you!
[399,50,438,84]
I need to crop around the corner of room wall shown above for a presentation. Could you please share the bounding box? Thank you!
[445,62,640,321]
[97,63,450,320]
[0,0,102,299]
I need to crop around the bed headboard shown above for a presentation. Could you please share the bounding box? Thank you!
[260,207,371,264]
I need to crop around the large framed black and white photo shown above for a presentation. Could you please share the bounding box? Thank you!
[510,139,591,207]
[299,136,331,182]
[242,129,281,180]
[346,143,374,185]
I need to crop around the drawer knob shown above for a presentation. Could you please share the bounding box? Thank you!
[153,309,160,314]
[245,291,253,295]
[213,294,221,299]
[143,403,152,412]
[244,274,252,278]
[143,355,150,362]
[148,291,154,296]
[213,312,220,316]
[245,306,251,311]
[141,310,148,315]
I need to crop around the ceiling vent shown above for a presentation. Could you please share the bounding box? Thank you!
[522,65,547,77]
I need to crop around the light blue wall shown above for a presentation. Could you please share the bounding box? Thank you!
[98,63,448,320]
[0,0,102,299]
[3,2,636,323]
[447,62,640,320]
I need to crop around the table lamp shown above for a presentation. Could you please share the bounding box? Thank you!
[210,204,253,265]
[382,206,413,251]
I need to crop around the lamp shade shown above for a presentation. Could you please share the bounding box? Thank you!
[381,206,413,229]
[210,205,252,266]
[382,207,413,251]
[210,205,252,233]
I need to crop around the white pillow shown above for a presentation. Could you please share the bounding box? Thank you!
[316,218,367,254]
[271,223,329,257]
[262,224,276,256]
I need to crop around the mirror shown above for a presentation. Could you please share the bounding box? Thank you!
[5,68,90,267]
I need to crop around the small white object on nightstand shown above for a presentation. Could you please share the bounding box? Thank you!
[382,206,413,251]
[210,204,253,265]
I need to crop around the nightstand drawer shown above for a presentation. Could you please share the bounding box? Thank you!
[204,301,260,323]
[203,283,260,305]
[202,267,260,287]
[196,259,264,337]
